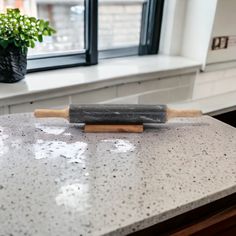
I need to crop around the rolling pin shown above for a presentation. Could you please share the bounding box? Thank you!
[34,104,202,124]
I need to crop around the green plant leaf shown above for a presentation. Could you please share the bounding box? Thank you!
[0,8,56,49]
[29,17,37,22]
[30,40,35,48]
[39,20,45,31]
[20,34,25,40]
[13,40,20,47]
[0,40,8,48]
[43,30,49,36]
[38,34,43,42]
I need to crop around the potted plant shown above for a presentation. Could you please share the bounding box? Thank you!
[0,8,56,83]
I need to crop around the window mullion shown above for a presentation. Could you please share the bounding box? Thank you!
[85,0,98,65]
[139,0,165,55]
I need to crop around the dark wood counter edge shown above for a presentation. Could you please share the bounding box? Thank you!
[129,192,236,236]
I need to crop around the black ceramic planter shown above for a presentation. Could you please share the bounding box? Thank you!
[0,44,27,83]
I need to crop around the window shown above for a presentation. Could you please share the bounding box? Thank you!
[30,1,85,56]
[1,0,85,55]
[99,0,165,58]
[98,0,143,51]
[0,0,164,71]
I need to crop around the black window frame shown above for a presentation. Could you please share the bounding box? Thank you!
[27,0,164,73]
[139,0,165,55]
[99,0,165,59]
[27,0,98,72]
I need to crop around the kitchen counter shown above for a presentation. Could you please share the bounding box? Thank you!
[0,114,235,236]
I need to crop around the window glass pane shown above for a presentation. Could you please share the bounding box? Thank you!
[98,0,146,50]
[0,0,85,56]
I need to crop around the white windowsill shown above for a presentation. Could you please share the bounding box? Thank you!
[0,55,201,106]
[169,91,236,116]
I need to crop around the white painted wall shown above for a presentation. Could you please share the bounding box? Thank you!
[181,0,217,69]
[207,0,236,64]
[160,0,217,70]
[159,0,187,56]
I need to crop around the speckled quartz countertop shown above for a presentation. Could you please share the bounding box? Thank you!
[0,114,235,236]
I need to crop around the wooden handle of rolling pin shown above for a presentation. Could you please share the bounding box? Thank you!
[167,108,202,119]
[34,108,69,119]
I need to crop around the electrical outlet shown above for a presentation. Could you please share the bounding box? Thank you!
[211,36,229,50]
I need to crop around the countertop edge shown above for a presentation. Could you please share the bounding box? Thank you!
[105,186,236,236]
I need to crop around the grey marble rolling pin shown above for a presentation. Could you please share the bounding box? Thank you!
[34,104,202,124]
